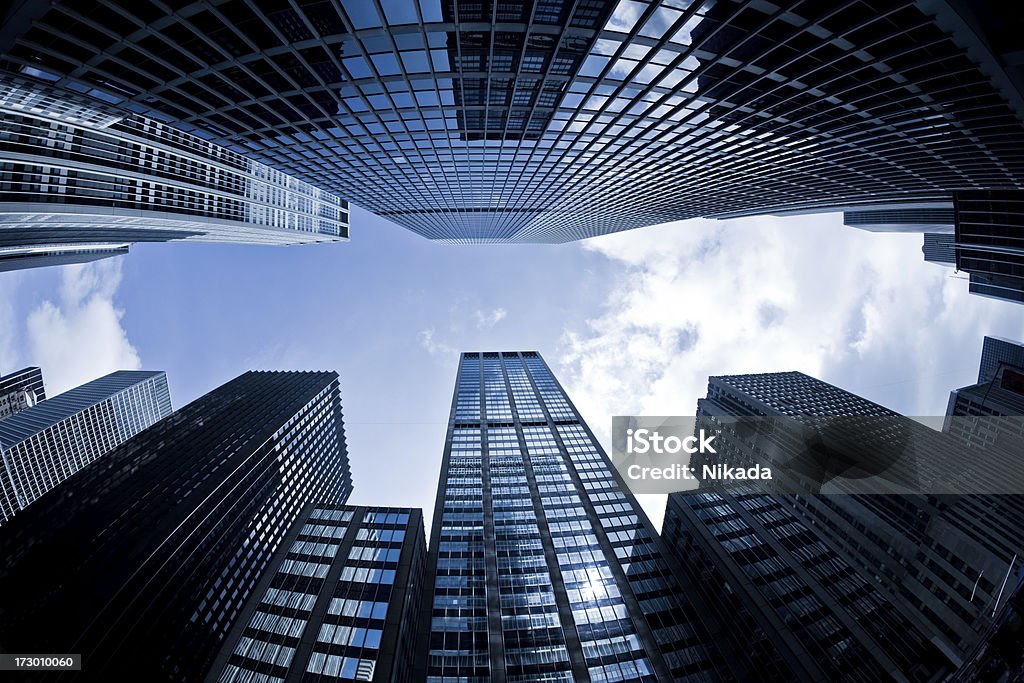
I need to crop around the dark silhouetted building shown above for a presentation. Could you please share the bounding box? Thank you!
[420,351,745,682]
[948,336,1024,419]
[955,190,1024,305]
[0,370,353,682]
[1,1,1022,242]
[664,371,1024,678]
[207,504,425,683]
[0,369,171,525]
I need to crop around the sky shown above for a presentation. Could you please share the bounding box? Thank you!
[2,207,1023,530]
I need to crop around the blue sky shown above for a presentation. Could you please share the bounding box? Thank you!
[2,207,1022,528]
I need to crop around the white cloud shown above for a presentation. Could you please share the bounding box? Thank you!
[474,307,507,329]
[556,214,1024,528]
[419,327,457,357]
[24,259,140,395]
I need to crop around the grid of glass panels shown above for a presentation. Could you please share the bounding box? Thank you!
[216,506,421,683]
[686,370,1024,673]
[4,1,1022,243]
[426,351,737,681]
[0,74,348,248]
[0,370,172,524]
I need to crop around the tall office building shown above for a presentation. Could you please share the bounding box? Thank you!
[665,372,1024,676]
[922,232,956,266]
[421,351,745,682]
[0,370,353,682]
[977,336,1024,385]
[208,504,426,683]
[947,336,1024,420]
[0,369,171,525]
[955,190,1024,305]
[843,205,955,233]
[1,1,1022,242]
[0,74,348,271]
[0,365,45,420]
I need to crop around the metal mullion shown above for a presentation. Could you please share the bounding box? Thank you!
[361,0,460,220]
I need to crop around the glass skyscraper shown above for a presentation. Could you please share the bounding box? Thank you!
[1,1,1021,242]
[664,370,1024,678]
[0,365,45,421]
[0,368,171,525]
[0,370,353,682]
[208,504,426,683]
[421,351,745,682]
[955,189,1024,306]
[0,73,348,270]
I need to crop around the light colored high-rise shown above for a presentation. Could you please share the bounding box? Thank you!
[0,369,172,523]
[0,74,349,271]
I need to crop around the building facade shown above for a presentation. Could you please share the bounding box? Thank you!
[947,336,1024,420]
[664,371,1024,678]
[955,190,1024,306]
[1,1,1022,242]
[0,370,353,682]
[922,232,956,266]
[0,365,45,420]
[0,369,171,524]
[0,73,348,270]
[208,504,426,683]
[420,351,746,682]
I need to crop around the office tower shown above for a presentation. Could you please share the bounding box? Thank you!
[0,371,353,682]
[947,336,1024,419]
[421,351,744,682]
[843,204,955,233]
[0,74,348,271]
[952,573,1024,682]
[1,2,1022,243]
[955,190,1024,305]
[977,336,1024,385]
[0,366,45,420]
[674,372,1024,667]
[922,233,956,266]
[0,369,171,524]
[208,504,426,683]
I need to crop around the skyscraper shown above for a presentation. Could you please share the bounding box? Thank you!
[922,232,956,266]
[955,190,1024,306]
[0,73,348,271]
[947,335,1024,419]
[0,369,171,525]
[664,371,1024,676]
[1,1,1022,242]
[207,504,426,683]
[421,351,745,682]
[977,336,1024,385]
[0,370,353,682]
[0,365,45,420]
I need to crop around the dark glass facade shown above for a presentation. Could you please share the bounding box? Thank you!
[0,370,353,682]
[208,504,426,683]
[1,1,1022,242]
[0,365,45,420]
[420,351,744,682]
[0,369,171,525]
[955,189,1024,306]
[977,336,1024,385]
[665,370,1024,677]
